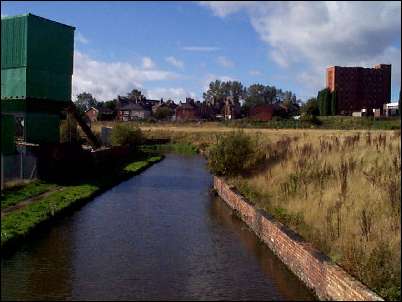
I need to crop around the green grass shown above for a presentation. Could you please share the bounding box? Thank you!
[226,116,401,130]
[1,154,163,249]
[1,181,57,209]
[141,143,198,155]
[124,156,162,172]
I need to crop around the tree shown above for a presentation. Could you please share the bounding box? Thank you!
[317,88,332,116]
[75,92,97,114]
[103,100,117,111]
[243,84,277,114]
[203,80,246,104]
[127,89,145,102]
[301,98,319,116]
[301,98,321,125]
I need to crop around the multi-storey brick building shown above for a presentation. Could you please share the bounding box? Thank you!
[326,64,391,115]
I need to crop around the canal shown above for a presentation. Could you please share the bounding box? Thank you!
[1,153,315,301]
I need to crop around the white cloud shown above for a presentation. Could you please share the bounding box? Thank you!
[182,46,220,52]
[75,31,89,44]
[201,1,401,97]
[72,51,179,101]
[142,57,156,69]
[217,56,234,68]
[146,87,196,102]
[165,56,184,69]
[249,69,262,76]
[199,1,258,17]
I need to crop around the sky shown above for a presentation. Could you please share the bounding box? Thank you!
[2,1,401,103]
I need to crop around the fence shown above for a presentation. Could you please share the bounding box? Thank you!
[1,145,38,190]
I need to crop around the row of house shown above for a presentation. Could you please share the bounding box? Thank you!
[85,95,299,123]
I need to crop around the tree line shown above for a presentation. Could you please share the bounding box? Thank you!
[74,81,303,117]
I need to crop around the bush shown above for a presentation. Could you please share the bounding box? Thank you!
[154,107,173,120]
[207,131,262,176]
[110,124,144,147]
[300,113,322,126]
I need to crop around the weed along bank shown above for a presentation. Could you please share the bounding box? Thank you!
[213,177,383,301]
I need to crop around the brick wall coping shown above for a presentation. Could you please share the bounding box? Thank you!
[213,176,383,301]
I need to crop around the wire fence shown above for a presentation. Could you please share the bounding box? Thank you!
[1,149,38,190]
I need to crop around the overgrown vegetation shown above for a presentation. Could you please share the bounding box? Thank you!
[110,124,144,147]
[228,131,401,301]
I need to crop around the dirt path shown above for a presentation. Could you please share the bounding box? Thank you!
[1,187,65,218]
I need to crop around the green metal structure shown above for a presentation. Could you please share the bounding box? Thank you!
[1,13,75,102]
[1,13,75,145]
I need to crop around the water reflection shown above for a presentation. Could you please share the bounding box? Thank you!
[2,154,314,301]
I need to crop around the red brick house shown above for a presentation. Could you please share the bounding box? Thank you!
[249,103,288,121]
[175,99,200,121]
[249,104,274,121]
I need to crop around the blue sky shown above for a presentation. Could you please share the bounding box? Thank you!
[2,1,401,102]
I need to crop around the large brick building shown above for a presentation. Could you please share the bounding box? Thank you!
[326,64,391,115]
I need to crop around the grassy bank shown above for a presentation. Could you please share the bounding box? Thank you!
[1,181,58,210]
[1,154,163,251]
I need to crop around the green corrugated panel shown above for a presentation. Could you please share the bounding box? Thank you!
[27,69,72,101]
[1,15,28,69]
[1,114,16,155]
[27,14,75,74]
[25,113,60,144]
[1,14,74,73]
[1,13,75,101]
[1,68,27,99]
[1,67,72,102]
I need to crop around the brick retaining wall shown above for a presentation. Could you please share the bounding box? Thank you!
[214,176,383,301]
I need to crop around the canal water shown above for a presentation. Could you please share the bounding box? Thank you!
[1,154,315,301]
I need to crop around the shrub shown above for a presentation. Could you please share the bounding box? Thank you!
[207,131,262,176]
[154,107,173,120]
[110,124,144,147]
[300,113,322,126]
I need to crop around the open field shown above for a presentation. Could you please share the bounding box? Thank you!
[94,121,400,300]
[89,115,401,134]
